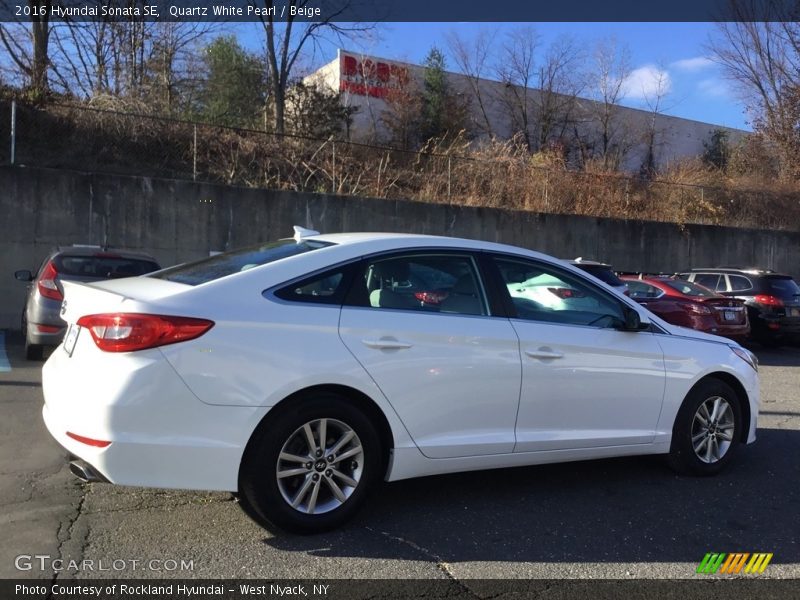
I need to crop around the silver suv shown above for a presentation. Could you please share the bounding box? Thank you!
[14,246,160,360]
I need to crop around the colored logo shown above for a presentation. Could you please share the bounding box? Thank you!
[697,552,773,574]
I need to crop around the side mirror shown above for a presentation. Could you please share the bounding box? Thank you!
[622,306,650,331]
[14,270,33,282]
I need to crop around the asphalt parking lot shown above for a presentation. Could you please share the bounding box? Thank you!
[1,330,798,583]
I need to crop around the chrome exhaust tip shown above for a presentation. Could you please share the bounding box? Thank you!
[69,460,108,483]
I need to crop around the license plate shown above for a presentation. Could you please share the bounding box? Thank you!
[791,308,800,317]
[723,311,737,321]
[63,324,80,357]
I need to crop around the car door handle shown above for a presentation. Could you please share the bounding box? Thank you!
[362,338,413,350]
[524,348,564,359]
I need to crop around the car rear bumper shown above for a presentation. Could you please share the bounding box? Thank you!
[41,343,267,492]
[26,325,66,346]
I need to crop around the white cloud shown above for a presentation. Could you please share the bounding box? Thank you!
[621,65,672,101]
[698,78,729,98]
[671,56,715,72]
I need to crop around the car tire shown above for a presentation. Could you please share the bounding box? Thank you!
[23,319,44,361]
[239,394,382,534]
[667,378,742,476]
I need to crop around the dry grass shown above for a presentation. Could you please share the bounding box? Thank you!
[3,99,799,230]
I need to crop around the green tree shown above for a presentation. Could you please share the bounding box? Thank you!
[284,82,357,139]
[196,36,266,128]
[418,47,470,144]
[702,129,731,170]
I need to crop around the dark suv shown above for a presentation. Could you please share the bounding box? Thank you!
[678,267,800,345]
[14,246,161,360]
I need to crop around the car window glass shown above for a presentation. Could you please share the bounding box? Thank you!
[354,254,487,316]
[575,264,624,287]
[728,275,752,292]
[626,280,662,299]
[495,257,624,328]
[274,268,348,305]
[55,256,160,278]
[766,277,800,297]
[663,279,717,297]
[152,239,333,286]
[693,273,721,291]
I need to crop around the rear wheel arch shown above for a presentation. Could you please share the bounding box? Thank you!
[239,384,395,484]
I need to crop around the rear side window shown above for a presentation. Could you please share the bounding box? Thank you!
[664,279,717,297]
[348,254,488,316]
[54,256,160,278]
[766,276,800,298]
[729,275,752,292]
[626,280,663,299]
[152,239,332,286]
[693,273,722,291]
[274,266,353,305]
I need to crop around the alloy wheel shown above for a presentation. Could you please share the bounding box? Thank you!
[275,418,364,515]
[691,396,735,464]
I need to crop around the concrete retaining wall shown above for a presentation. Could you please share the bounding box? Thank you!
[2,165,798,330]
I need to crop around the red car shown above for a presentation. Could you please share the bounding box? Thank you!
[621,275,750,342]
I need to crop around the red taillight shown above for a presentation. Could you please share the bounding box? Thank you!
[680,302,712,315]
[76,313,214,352]
[548,287,585,299]
[37,261,63,301]
[35,324,61,333]
[66,432,111,448]
[414,291,448,305]
[755,294,784,307]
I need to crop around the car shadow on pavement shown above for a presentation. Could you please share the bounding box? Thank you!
[264,427,799,564]
[746,345,800,367]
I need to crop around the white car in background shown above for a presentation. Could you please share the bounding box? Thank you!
[42,229,759,533]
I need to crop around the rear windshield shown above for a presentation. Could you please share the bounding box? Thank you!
[55,255,160,278]
[151,239,333,286]
[574,264,624,287]
[766,276,800,297]
[663,279,717,297]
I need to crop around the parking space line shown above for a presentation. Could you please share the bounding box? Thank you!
[0,331,11,372]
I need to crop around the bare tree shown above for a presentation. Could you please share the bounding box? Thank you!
[534,35,585,152]
[380,79,423,150]
[446,28,497,137]
[496,26,539,150]
[639,63,671,178]
[710,4,800,179]
[579,38,632,170]
[253,0,377,134]
[0,0,53,96]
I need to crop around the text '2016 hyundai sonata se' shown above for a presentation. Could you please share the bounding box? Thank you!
[42,229,759,533]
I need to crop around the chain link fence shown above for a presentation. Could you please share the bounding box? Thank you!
[2,99,798,231]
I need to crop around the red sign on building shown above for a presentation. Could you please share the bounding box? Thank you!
[340,54,410,99]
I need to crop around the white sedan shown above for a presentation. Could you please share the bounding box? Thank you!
[42,229,759,533]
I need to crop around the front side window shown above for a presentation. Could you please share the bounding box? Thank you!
[494,257,625,328]
[350,254,488,316]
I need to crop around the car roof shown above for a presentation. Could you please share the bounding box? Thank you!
[683,267,789,277]
[306,232,555,258]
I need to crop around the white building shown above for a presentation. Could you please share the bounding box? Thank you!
[307,49,747,172]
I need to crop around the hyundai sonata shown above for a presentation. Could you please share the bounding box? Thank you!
[42,229,759,533]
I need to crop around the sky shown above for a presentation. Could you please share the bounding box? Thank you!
[239,21,750,132]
